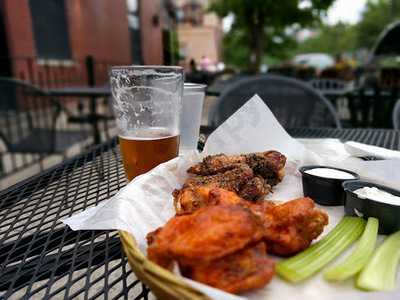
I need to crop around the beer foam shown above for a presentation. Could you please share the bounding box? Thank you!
[119,127,178,140]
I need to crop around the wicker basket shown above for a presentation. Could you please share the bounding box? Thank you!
[119,231,211,300]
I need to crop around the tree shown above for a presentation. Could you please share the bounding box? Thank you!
[295,23,358,56]
[294,0,400,59]
[209,0,334,73]
[356,0,400,50]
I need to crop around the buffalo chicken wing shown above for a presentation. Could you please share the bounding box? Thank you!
[181,242,275,294]
[147,203,265,268]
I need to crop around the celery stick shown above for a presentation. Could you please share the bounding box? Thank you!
[357,230,400,291]
[324,217,379,281]
[276,216,366,283]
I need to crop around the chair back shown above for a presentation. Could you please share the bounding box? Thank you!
[0,78,61,151]
[393,99,400,130]
[209,75,341,128]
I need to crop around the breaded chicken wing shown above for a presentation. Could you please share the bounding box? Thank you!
[183,163,254,192]
[174,163,271,206]
[173,186,275,215]
[147,204,265,268]
[187,153,246,175]
[188,151,286,186]
[181,242,275,294]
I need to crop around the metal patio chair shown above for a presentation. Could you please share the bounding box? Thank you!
[393,99,400,130]
[208,74,342,129]
[0,78,90,177]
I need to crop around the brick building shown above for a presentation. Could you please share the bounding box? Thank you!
[0,0,171,87]
[174,0,222,68]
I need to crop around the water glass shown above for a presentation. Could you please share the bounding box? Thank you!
[180,83,206,152]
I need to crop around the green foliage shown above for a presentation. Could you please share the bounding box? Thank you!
[295,0,400,57]
[222,26,297,69]
[209,0,334,72]
[356,0,400,49]
[295,23,357,55]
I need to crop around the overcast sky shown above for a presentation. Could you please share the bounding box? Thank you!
[325,0,367,25]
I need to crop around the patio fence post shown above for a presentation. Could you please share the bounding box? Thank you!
[85,55,101,144]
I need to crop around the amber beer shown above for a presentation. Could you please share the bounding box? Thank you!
[119,129,180,180]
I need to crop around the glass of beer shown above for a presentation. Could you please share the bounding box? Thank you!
[110,66,183,181]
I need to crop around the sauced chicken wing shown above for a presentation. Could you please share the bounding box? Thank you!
[181,242,275,294]
[262,197,329,256]
[172,187,328,256]
[147,204,265,268]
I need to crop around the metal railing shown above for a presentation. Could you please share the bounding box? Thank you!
[0,56,124,88]
[0,56,122,189]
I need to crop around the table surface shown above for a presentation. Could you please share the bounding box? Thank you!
[1,128,399,299]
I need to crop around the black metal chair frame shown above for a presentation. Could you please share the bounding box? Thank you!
[208,74,342,129]
[393,99,400,130]
[0,77,89,178]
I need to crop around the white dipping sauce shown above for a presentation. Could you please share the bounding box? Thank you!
[354,187,400,206]
[305,168,355,180]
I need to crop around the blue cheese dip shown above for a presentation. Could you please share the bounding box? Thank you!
[354,187,400,206]
[304,168,356,180]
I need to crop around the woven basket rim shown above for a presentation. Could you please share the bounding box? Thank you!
[119,230,212,300]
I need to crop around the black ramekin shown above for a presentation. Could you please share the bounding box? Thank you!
[299,165,360,206]
[343,180,400,234]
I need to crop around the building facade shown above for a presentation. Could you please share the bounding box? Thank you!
[0,0,169,87]
[174,0,222,68]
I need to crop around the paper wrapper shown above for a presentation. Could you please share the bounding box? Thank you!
[63,95,400,300]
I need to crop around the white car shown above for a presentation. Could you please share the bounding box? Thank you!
[292,53,335,71]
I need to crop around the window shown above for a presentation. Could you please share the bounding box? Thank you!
[29,0,71,59]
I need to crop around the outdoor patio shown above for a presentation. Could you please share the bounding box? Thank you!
[0,0,400,299]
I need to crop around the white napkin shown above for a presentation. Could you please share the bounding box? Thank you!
[345,141,400,160]
[63,95,400,300]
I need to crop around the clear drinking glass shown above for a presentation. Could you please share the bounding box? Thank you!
[180,83,206,152]
[110,66,183,181]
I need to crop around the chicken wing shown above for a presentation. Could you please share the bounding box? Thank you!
[187,153,246,175]
[147,203,265,268]
[183,163,254,192]
[172,187,328,256]
[174,163,270,208]
[188,151,286,186]
[173,186,275,215]
[262,197,329,256]
[181,242,275,294]
[245,151,286,186]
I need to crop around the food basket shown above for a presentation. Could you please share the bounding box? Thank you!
[119,230,210,300]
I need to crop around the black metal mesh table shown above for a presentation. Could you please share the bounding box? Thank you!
[1,128,399,299]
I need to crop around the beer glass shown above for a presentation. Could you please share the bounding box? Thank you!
[110,66,183,180]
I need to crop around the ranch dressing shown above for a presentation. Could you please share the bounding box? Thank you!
[305,168,355,180]
[354,187,400,206]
